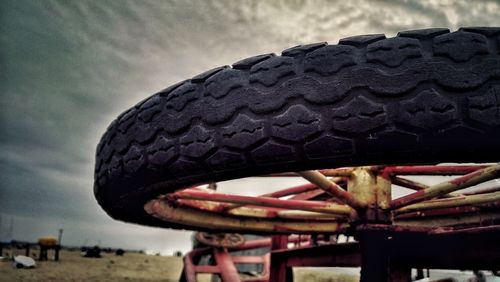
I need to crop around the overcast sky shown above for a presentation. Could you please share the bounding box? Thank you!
[1,0,499,255]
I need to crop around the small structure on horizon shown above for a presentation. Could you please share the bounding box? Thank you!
[38,236,60,261]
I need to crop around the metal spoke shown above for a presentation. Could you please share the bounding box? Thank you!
[145,198,350,233]
[298,170,365,208]
[169,189,357,218]
[391,164,500,209]
[391,176,429,191]
[394,191,500,214]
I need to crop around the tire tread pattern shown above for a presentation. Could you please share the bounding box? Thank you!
[94,27,500,228]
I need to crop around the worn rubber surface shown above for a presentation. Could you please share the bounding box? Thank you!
[95,27,500,229]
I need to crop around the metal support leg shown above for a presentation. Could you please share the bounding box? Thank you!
[213,248,241,282]
[55,245,60,261]
[415,269,425,280]
[389,264,411,282]
[360,232,389,282]
[270,235,293,282]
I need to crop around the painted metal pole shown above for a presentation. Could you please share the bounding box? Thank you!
[391,165,500,209]
[170,189,356,217]
[298,170,365,208]
[145,199,351,233]
[383,165,489,175]
[360,232,389,282]
[391,176,428,191]
[395,191,500,214]
[213,248,242,282]
[270,235,292,282]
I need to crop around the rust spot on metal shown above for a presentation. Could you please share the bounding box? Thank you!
[449,169,484,186]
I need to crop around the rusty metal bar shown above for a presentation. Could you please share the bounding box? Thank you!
[183,238,272,282]
[183,252,199,282]
[356,224,438,234]
[395,202,500,219]
[383,165,490,175]
[359,231,389,282]
[316,168,356,177]
[177,198,278,218]
[259,183,324,199]
[298,170,365,208]
[231,256,266,264]
[394,210,500,228]
[145,199,351,233]
[391,176,428,191]
[376,172,391,211]
[183,247,214,282]
[276,210,344,220]
[270,235,292,282]
[170,189,356,217]
[213,248,242,282]
[289,189,325,201]
[429,225,500,235]
[347,167,377,210]
[223,182,331,212]
[268,168,353,177]
[394,191,500,214]
[391,164,500,209]
[176,198,347,220]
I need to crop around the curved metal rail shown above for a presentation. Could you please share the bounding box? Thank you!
[145,164,500,234]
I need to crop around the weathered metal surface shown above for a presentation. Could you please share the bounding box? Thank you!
[429,225,500,235]
[145,199,350,233]
[347,167,377,208]
[224,182,325,211]
[149,164,500,235]
[288,189,325,201]
[149,163,500,282]
[214,248,242,282]
[270,235,291,282]
[355,224,439,234]
[360,232,389,282]
[269,168,354,177]
[376,173,391,211]
[195,232,245,248]
[383,165,490,175]
[183,238,271,282]
[276,210,343,220]
[394,191,500,214]
[169,189,357,217]
[269,224,500,268]
[178,198,278,218]
[391,165,500,209]
[395,210,500,228]
[299,170,365,208]
[391,176,429,191]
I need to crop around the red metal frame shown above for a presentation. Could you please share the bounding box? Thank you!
[148,164,500,282]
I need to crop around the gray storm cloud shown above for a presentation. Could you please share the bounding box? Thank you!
[1,0,499,253]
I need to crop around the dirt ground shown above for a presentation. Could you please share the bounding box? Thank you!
[0,250,185,282]
[0,249,361,282]
[4,249,485,282]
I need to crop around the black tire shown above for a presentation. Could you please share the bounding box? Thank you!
[95,27,500,229]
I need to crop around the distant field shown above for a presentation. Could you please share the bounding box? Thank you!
[0,250,184,281]
[0,249,360,282]
[1,249,493,281]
